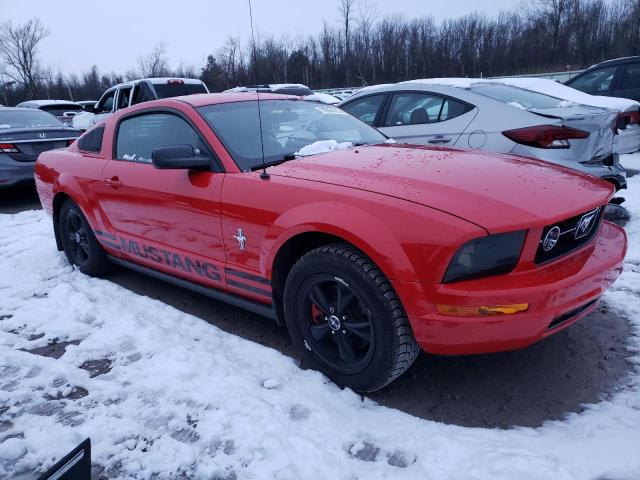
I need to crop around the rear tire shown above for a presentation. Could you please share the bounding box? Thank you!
[59,200,112,276]
[283,243,420,392]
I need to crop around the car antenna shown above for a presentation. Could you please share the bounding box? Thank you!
[248,0,269,180]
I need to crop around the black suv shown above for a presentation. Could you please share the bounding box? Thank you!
[566,56,640,102]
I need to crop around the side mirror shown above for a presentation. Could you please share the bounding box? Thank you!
[151,145,211,170]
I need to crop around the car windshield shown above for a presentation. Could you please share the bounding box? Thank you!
[198,99,387,170]
[0,110,64,129]
[152,83,208,98]
[470,84,567,109]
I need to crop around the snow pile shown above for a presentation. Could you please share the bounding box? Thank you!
[295,140,353,157]
[1,160,640,478]
[495,77,640,112]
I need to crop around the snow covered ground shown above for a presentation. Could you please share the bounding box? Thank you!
[1,155,640,479]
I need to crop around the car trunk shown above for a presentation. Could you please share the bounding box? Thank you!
[528,105,617,162]
[0,127,78,161]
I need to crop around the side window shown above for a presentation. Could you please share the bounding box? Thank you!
[116,113,211,164]
[131,82,155,106]
[567,66,617,93]
[77,125,105,153]
[96,90,116,114]
[385,93,448,126]
[439,98,470,121]
[618,63,640,90]
[341,94,385,125]
[116,87,132,111]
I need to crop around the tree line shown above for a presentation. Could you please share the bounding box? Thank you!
[1,0,639,105]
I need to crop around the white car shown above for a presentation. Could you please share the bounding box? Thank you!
[72,78,209,131]
[16,99,83,126]
[340,80,626,190]
[486,77,640,155]
[224,84,341,105]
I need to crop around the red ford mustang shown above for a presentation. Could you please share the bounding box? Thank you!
[35,93,627,392]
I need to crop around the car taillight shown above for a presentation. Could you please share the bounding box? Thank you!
[167,79,184,84]
[502,125,589,149]
[67,139,75,146]
[0,143,19,153]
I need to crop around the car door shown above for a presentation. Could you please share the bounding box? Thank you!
[611,62,640,102]
[565,65,619,97]
[98,109,226,288]
[377,91,475,146]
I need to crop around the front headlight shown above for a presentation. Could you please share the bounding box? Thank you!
[443,230,527,283]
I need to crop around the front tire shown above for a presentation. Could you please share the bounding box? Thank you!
[283,243,420,392]
[59,200,112,276]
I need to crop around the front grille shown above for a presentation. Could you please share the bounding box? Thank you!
[547,299,598,331]
[535,206,604,264]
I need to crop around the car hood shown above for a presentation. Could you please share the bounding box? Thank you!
[271,144,613,233]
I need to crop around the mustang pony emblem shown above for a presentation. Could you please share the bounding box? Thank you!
[233,229,247,250]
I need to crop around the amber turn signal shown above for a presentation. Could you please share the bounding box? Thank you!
[437,303,529,316]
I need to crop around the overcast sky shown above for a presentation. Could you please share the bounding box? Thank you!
[1,0,521,75]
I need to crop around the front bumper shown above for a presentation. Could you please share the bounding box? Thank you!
[395,221,627,355]
[0,154,36,189]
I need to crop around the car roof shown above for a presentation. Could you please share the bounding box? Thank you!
[586,56,640,69]
[174,92,303,107]
[17,100,81,107]
[343,81,472,99]
[105,77,205,91]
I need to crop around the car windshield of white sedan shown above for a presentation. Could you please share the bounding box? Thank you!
[198,100,387,171]
[0,110,64,129]
[471,84,570,110]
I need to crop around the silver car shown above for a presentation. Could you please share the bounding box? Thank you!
[340,81,626,190]
[0,108,80,188]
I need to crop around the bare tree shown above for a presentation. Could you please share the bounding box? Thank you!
[339,0,358,85]
[137,42,170,78]
[0,18,49,98]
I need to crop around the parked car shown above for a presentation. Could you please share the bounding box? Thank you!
[224,84,340,104]
[340,80,627,190]
[72,77,209,131]
[492,77,640,156]
[566,56,640,102]
[224,84,314,96]
[77,100,97,112]
[16,99,83,126]
[35,93,626,392]
[0,107,80,188]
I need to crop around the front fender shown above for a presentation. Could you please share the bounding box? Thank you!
[263,201,419,282]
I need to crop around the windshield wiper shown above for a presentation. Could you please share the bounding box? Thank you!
[249,153,298,172]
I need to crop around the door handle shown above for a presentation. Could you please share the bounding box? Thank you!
[428,136,451,144]
[103,176,122,188]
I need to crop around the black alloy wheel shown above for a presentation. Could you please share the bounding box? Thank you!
[284,243,420,392]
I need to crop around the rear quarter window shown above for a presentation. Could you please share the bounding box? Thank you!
[77,125,104,153]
